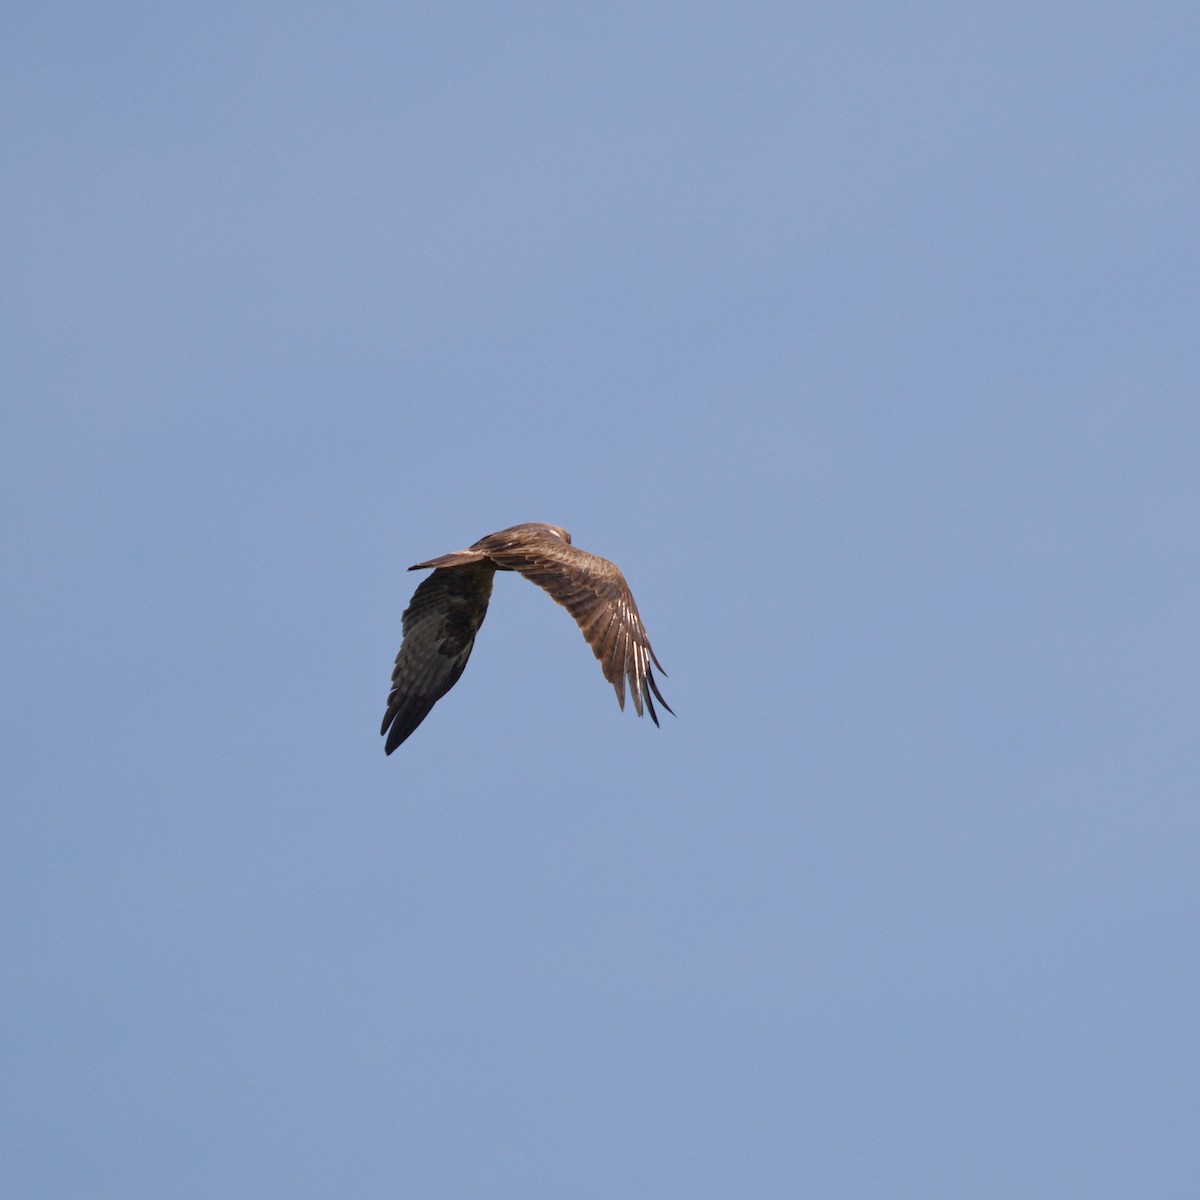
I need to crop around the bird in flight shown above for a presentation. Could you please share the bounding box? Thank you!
[381,522,672,752]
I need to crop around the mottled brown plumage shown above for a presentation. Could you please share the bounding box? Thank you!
[382,522,671,753]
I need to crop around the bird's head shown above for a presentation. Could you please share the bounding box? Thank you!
[512,522,571,543]
[481,522,573,550]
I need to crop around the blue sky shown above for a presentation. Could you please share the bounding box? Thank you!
[4,3,1198,1196]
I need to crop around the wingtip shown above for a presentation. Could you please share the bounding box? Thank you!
[647,669,674,719]
[382,722,405,754]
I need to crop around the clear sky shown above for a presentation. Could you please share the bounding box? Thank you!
[4,3,1198,1197]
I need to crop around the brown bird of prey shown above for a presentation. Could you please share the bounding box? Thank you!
[381,522,672,752]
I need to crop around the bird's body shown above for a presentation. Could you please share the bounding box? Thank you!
[382,522,671,752]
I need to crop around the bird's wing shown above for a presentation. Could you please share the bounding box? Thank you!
[475,530,672,724]
[381,562,496,753]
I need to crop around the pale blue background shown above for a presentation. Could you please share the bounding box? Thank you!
[4,3,1198,1197]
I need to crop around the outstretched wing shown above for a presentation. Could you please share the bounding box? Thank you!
[476,530,672,724]
[381,563,496,753]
